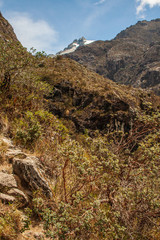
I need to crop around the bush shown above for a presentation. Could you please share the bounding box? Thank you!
[0,202,22,240]
[14,111,41,147]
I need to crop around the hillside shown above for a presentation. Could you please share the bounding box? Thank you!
[0,13,160,240]
[67,19,160,95]
[0,12,19,42]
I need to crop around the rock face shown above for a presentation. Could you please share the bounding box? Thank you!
[0,193,15,203]
[13,157,52,198]
[0,136,52,204]
[0,171,28,204]
[67,19,160,95]
[0,172,17,189]
[0,12,19,42]
[46,77,159,138]
[42,57,159,138]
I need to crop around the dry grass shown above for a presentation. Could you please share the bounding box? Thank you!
[0,136,9,163]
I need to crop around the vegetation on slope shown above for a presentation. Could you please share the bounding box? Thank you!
[0,39,160,240]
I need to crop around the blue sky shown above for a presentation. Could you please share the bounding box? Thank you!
[0,0,160,54]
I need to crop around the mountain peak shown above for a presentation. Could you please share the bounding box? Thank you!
[115,18,160,44]
[56,37,94,55]
[67,18,160,95]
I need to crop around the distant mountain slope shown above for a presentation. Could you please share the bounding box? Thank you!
[0,12,19,42]
[67,19,160,95]
[115,19,160,43]
[41,57,160,137]
[56,37,94,55]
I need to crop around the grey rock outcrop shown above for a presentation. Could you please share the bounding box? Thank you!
[8,188,28,203]
[13,157,52,198]
[0,135,52,204]
[0,192,15,203]
[0,172,17,189]
[6,148,26,162]
[0,171,28,204]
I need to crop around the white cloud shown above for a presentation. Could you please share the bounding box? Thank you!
[94,0,106,5]
[136,0,160,17]
[7,12,58,53]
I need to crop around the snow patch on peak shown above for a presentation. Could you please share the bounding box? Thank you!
[56,37,94,55]
[84,40,95,45]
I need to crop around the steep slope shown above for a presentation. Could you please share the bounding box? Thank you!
[115,19,160,43]
[1,51,160,239]
[67,19,160,95]
[0,12,19,42]
[0,14,160,240]
[39,57,160,138]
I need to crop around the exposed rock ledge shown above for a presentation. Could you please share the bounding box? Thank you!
[0,136,52,204]
[13,157,52,198]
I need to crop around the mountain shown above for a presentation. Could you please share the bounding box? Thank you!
[0,14,160,240]
[67,19,160,95]
[56,36,94,55]
[0,12,19,42]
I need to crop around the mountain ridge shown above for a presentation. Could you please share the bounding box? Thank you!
[67,18,160,95]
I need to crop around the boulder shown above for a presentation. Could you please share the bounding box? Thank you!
[0,192,15,203]
[6,148,27,162]
[0,172,28,205]
[13,157,52,198]
[8,188,28,204]
[0,136,27,162]
[0,172,17,189]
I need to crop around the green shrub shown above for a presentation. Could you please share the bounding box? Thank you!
[0,202,22,240]
[14,111,41,147]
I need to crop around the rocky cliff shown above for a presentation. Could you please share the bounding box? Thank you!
[0,12,19,42]
[67,19,160,95]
